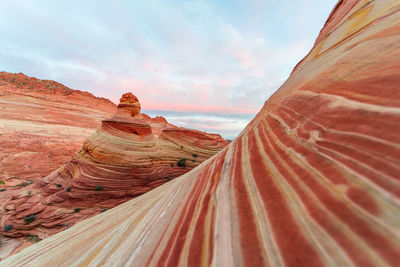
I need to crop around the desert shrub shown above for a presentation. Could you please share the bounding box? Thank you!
[0,188,6,192]
[16,182,30,187]
[100,208,108,213]
[166,177,174,181]
[170,163,174,167]
[74,208,81,212]
[192,153,198,158]
[24,214,36,224]
[177,158,186,168]
[16,179,33,188]
[65,187,72,192]
[95,185,104,191]
[26,235,39,243]
[0,180,5,184]
[56,184,62,188]
[3,224,13,232]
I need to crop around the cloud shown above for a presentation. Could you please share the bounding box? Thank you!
[144,109,255,140]
[0,0,337,138]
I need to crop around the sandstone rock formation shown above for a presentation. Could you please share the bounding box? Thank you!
[2,0,399,266]
[0,72,116,184]
[0,92,227,256]
[116,92,142,118]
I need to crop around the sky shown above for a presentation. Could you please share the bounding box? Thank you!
[0,0,337,139]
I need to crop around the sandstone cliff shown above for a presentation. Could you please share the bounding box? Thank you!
[0,72,116,184]
[2,0,399,266]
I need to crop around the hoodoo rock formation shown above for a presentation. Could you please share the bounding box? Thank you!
[116,92,142,117]
[2,0,399,266]
[0,91,227,257]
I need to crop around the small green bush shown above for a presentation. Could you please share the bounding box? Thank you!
[56,184,62,188]
[74,208,81,212]
[0,180,5,184]
[65,187,72,192]
[166,177,174,181]
[177,158,186,168]
[170,163,174,167]
[26,235,39,243]
[192,153,198,158]
[100,208,108,213]
[95,185,104,191]
[16,182,29,187]
[16,180,33,188]
[4,224,13,232]
[0,188,6,192]
[24,214,36,224]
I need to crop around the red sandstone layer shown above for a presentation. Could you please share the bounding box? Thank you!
[0,72,116,183]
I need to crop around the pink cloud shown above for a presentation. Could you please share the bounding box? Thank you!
[143,100,258,114]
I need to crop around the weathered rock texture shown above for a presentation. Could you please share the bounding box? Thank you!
[0,72,116,183]
[116,92,142,118]
[2,0,400,266]
[0,92,227,254]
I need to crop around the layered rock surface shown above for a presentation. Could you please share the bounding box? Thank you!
[0,92,227,256]
[0,72,116,183]
[2,0,399,266]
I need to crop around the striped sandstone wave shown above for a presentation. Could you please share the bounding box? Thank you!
[2,0,400,266]
[0,93,227,256]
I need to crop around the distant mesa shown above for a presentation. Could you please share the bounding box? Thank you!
[151,115,168,124]
[0,71,116,112]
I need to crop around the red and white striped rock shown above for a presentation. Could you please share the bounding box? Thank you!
[2,0,400,266]
[0,92,227,255]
